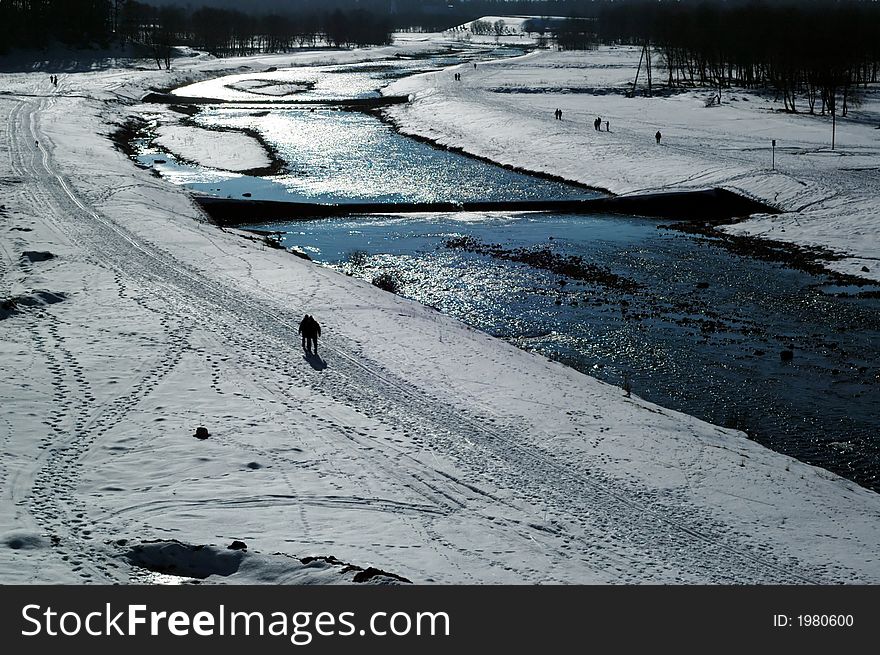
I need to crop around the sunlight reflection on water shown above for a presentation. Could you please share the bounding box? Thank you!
[141,52,880,492]
[172,56,486,102]
[193,108,596,204]
[255,211,880,491]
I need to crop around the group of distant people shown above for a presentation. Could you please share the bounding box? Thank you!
[49,74,58,86]
[453,63,478,82]
[552,109,663,144]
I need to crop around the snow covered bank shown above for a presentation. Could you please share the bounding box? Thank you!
[124,540,410,584]
[383,46,880,282]
[2,39,880,585]
[155,124,272,173]
[225,79,314,98]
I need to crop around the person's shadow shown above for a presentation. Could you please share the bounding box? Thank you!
[304,351,327,371]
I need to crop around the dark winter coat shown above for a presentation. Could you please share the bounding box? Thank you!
[299,315,321,338]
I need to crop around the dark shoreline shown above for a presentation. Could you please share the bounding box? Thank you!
[194,188,779,223]
[143,91,411,109]
[199,192,877,290]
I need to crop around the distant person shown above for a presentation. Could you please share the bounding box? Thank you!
[605,120,609,132]
[594,117,601,131]
[298,314,321,354]
[655,130,662,144]
[307,316,321,354]
[299,314,311,351]
[473,63,477,69]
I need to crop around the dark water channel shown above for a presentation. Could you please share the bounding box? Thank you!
[261,212,880,492]
[141,48,880,492]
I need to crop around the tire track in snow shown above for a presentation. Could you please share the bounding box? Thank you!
[6,99,195,582]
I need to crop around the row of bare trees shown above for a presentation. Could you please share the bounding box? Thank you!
[0,0,394,60]
[0,0,598,55]
[598,1,880,116]
[0,0,116,51]
[116,2,394,64]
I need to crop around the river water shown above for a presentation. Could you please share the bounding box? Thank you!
[138,46,880,492]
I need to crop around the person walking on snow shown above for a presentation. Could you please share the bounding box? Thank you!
[308,316,321,354]
[655,130,662,144]
[299,314,310,350]
[298,314,321,354]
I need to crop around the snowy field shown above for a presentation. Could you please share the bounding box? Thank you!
[155,124,271,173]
[384,46,880,282]
[2,32,880,584]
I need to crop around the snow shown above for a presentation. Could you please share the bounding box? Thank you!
[2,34,880,585]
[124,541,408,584]
[384,46,880,281]
[226,79,311,97]
[155,124,271,173]
[447,15,571,40]
[453,16,542,34]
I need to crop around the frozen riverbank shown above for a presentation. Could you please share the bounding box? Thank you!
[383,46,880,282]
[154,124,272,174]
[2,39,880,584]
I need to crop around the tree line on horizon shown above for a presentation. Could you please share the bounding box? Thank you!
[2,0,879,116]
[0,1,113,51]
[598,1,880,116]
[0,0,583,53]
[0,0,396,57]
[120,3,396,61]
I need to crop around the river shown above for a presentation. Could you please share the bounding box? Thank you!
[136,45,880,492]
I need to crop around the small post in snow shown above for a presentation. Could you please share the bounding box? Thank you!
[772,139,776,170]
[832,107,836,151]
